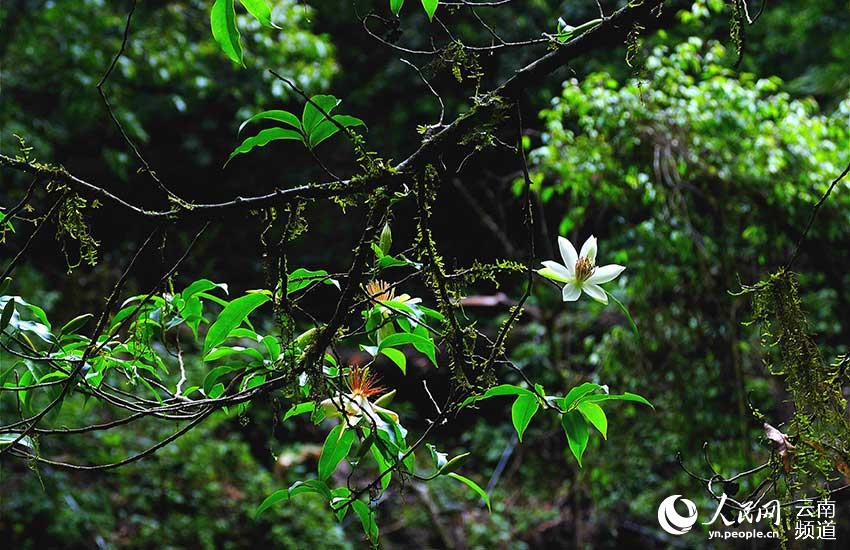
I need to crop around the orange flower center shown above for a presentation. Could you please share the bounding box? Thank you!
[346,366,385,398]
[574,257,594,283]
[365,280,395,303]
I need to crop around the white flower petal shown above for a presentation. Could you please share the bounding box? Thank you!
[562,282,581,302]
[558,236,578,275]
[540,261,572,283]
[582,283,608,304]
[586,264,626,284]
[580,235,597,263]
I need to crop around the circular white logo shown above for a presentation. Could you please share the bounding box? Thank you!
[657,495,698,535]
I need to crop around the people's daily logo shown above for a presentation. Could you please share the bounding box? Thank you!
[657,495,698,535]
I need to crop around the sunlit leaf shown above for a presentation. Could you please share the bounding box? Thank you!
[421,0,438,21]
[210,0,243,65]
[511,393,539,442]
[318,424,355,481]
[239,0,275,28]
[238,109,302,135]
[254,489,289,518]
[562,410,589,466]
[577,401,608,439]
[301,95,340,136]
[447,472,490,512]
[226,127,303,164]
[203,293,270,354]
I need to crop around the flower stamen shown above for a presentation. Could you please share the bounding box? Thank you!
[346,366,385,398]
[365,280,395,302]
[574,257,595,282]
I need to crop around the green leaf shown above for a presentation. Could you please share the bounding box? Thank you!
[378,332,437,367]
[203,293,270,354]
[182,279,228,300]
[379,347,406,374]
[351,500,379,544]
[460,384,533,407]
[439,452,470,475]
[1,298,15,331]
[283,401,315,421]
[421,0,438,21]
[562,382,601,410]
[377,255,410,270]
[288,479,332,500]
[227,127,303,164]
[511,393,540,443]
[562,411,589,466]
[581,391,653,409]
[578,401,608,439]
[390,0,405,16]
[203,365,238,396]
[0,277,12,295]
[262,334,281,361]
[379,223,392,256]
[308,115,365,149]
[238,109,302,135]
[605,290,639,336]
[287,268,340,294]
[59,314,93,337]
[447,472,491,512]
[0,212,15,234]
[211,0,243,65]
[239,0,275,28]
[301,95,340,136]
[370,444,393,491]
[254,489,289,518]
[203,345,265,363]
[318,424,355,481]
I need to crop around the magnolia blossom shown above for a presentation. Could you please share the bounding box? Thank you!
[365,279,423,323]
[319,366,398,429]
[366,280,421,308]
[538,235,625,304]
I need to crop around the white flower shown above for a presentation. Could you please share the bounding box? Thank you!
[319,367,399,429]
[538,235,625,304]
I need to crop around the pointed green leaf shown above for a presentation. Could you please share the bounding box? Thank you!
[283,401,315,421]
[211,0,243,65]
[562,410,589,466]
[380,347,407,374]
[308,115,365,149]
[562,382,601,410]
[318,424,355,481]
[59,313,93,337]
[351,500,379,544]
[239,0,275,28]
[301,95,340,135]
[390,0,405,16]
[447,472,491,512]
[511,393,540,442]
[421,0,438,21]
[577,401,608,439]
[581,391,653,409]
[227,127,303,164]
[1,298,16,331]
[255,489,289,518]
[203,293,270,354]
[378,332,437,367]
[238,109,302,135]
[461,384,533,407]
